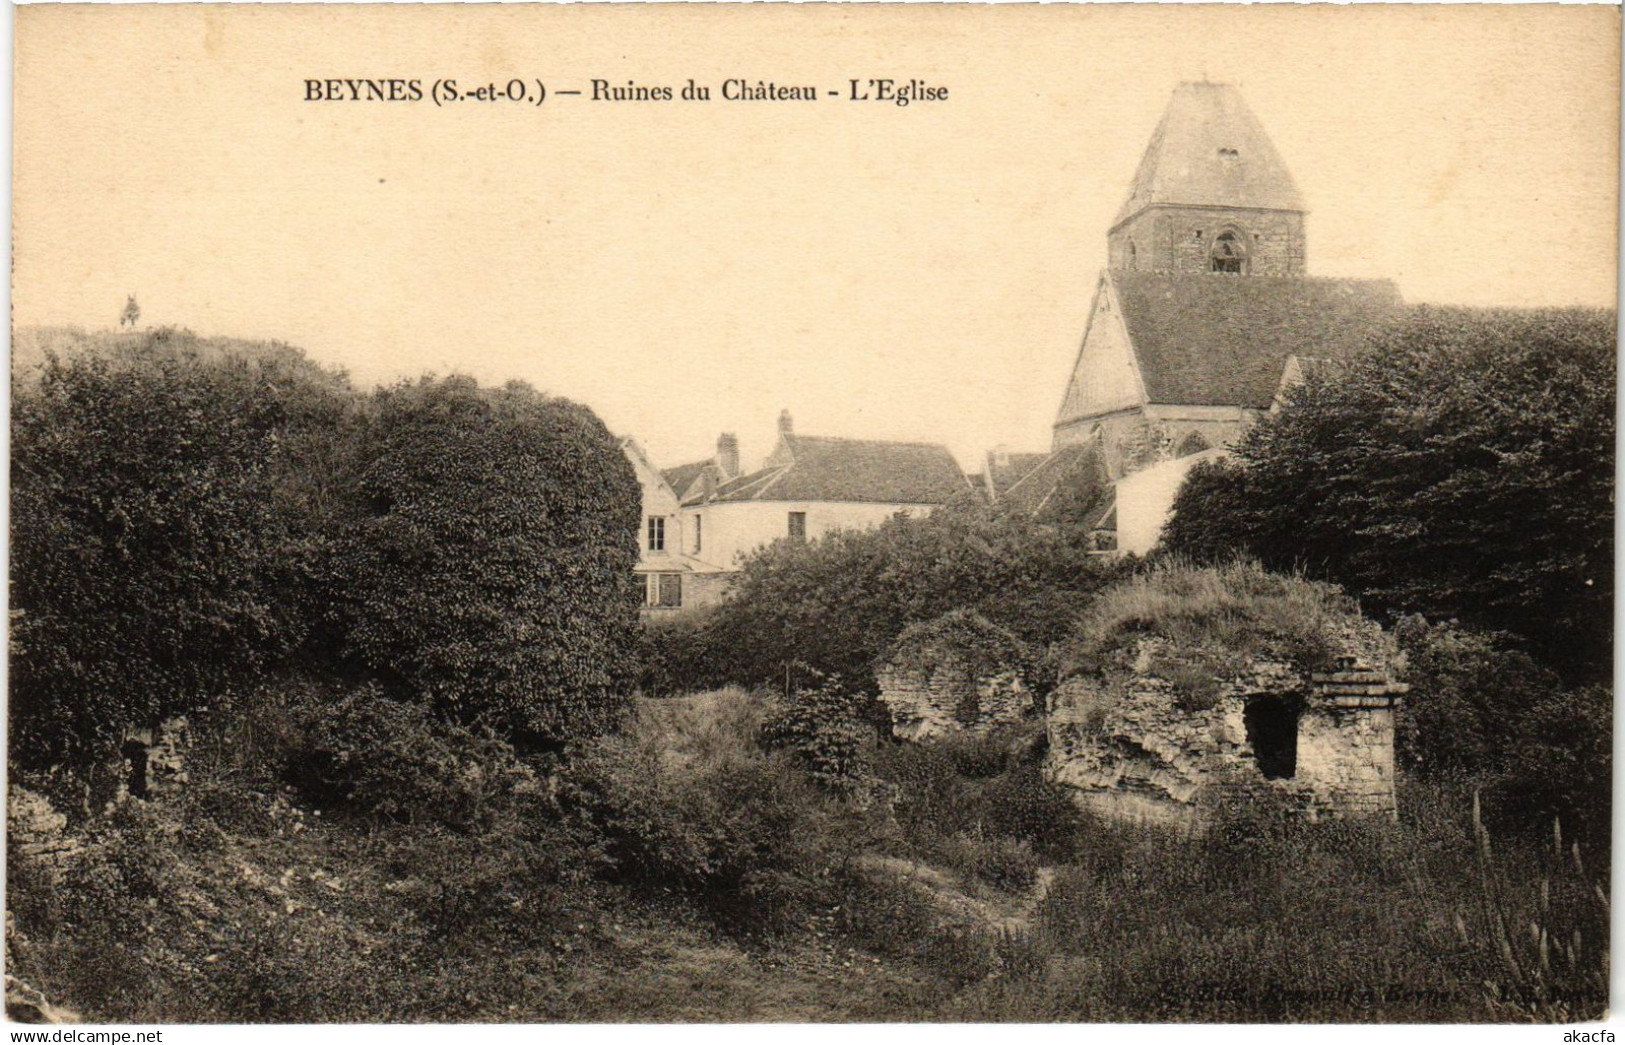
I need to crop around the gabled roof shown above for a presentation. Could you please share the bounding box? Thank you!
[1113,82,1305,230]
[661,460,712,499]
[622,437,678,499]
[688,434,969,506]
[1110,271,1402,409]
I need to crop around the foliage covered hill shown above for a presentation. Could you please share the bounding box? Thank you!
[1160,305,1615,683]
[1064,560,1384,679]
[10,326,640,793]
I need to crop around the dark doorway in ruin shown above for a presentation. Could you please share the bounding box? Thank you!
[122,740,150,799]
[1244,696,1299,779]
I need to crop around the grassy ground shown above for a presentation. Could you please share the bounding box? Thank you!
[6,688,1609,1023]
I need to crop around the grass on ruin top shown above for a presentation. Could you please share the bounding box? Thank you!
[1065,559,1361,677]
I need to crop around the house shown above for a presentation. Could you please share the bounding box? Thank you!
[622,436,708,614]
[1005,82,1403,552]
[672,410,973,606]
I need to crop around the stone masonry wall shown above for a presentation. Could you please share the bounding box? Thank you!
[1045,639,1404,826]
[1110,206,1306,276]
[878,665,1029,743]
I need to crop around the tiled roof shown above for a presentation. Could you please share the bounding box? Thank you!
[1113,82,1305,229]
[660,460,712,498]
[985,451,1051,501]
[1111,271,1402,409]
[999,443,1103,516]
[689,434,969,506]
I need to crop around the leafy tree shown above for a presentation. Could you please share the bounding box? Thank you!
[10,344,322,771]
[1161,305,1614,682]
[328,376,641,746]
[691,509,1126,695]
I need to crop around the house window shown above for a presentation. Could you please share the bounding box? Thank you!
[644,573,682,608]
[1210,230,1247,274]
[647,516,665,553]
[694,514,703,554]
[788,512,806,541]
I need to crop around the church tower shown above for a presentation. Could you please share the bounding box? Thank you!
[1107,82,1306,276]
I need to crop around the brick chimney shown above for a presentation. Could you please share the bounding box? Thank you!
[716,432,740,479]
[778,409,794,438]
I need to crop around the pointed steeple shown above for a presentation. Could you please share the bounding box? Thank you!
[1107,83,1307,276]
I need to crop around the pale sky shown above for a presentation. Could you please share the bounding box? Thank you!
[13,4,1620,473]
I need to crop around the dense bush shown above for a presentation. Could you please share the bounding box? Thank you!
[760,677,874,795]
[329,376,642,746]
[10,338,349,772]
[1394,616,1610,843]
[556,691,857,933]
[1161,305,1615,683]
[683,509,1125,695]
[871,725,1085,885]
[285,685,539,832]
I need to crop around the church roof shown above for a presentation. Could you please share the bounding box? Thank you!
[1000,443,1102,516]
[689,434,969,506]
[1113,82,1306,230]
[985,450,1051,501]
[1111,271,1403,409]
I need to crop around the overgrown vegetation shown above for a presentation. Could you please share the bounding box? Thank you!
[646,508,1128,696]
[1160,305,1615,684]
[1063,559,1362,679]
[11,330,641,788]
[1157,307,1614,845]
[327,375,641,746]
[10,686,1607,1022]
[8,321,1611,1024]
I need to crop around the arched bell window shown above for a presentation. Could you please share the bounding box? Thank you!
[1210,230,1247,274]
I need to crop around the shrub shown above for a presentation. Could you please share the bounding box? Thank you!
[286,685,537,832]
[871,723,1082,885]
[328,376,641,746]
[557,692,851,932]
[980,762,1086,863]
[1395,615,1611,843]
[760,676,874,795]
[1161,305,1615,684]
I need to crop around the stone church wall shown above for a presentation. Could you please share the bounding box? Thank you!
[1110,206,1305,276]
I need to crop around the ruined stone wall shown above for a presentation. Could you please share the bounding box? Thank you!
[1046,644,1304,824]
[1295,667,1404,819]
[878,665,1029,743]
[1045,638,1403,826]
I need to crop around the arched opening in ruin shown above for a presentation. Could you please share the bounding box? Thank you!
[1244,696,1299,779]
[122,740,150,799]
